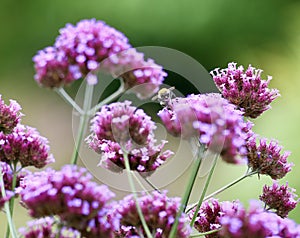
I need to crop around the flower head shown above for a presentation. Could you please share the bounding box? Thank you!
[246,135,292,179]
[87,101,173,175]
[19,217,81,238]
[21,165,115,231]
[111,191,191,238]
[0,124,54,168]
[0,95,22,134]
[260,181,298,218]
[158,93,251,164]
[219,200,300,238]
[211,62,280,118]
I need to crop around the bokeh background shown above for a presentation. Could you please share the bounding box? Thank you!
[1,0,300,234]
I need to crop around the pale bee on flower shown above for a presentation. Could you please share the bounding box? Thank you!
[152,86,176,107]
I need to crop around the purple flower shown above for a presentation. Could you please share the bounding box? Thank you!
[260,181,298,218]
[111,191,191,238]
[158,93,252,164]
[19,217,81,238]
[0,124,54,168]
[87,101,173,175]
[189,199,241,238]
[246,134,292,179]
[219,200,300,238]
[21,165,115,231]
[0,95,22,134]
[0,188,13,210]
[210,62,280,118]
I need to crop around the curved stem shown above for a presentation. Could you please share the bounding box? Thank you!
[0,168,17,238]
[55,88,83,114]
[186,170,258,213]
[169,144,205,238]
[123,152,153,238]
[132,173,150,195]
[141,176,161,193]
[71,83,94,165]
[190,154,219,227]
[189,228,221,237]
[88,79,125,115]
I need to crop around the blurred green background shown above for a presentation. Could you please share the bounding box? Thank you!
[1,0,300,234]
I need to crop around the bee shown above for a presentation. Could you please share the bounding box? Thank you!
[152,87,175,107]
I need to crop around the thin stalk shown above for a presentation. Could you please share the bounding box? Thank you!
[71,83,94,165]
[88,79,125,115]
[132,173,150,195]
[190,154,219,227]
[186,170,258,213]
[0,168,17,238]
[123,152,153,238]
[5,164,18,238]
[189,228,221,237]
[169,144,205,238]
[55,88,83,114]
[141,176,161,193]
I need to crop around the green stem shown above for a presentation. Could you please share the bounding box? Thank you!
[189,228,221,237]
[71,83,94,165]
[141,176,161,193]
[88,79,124,115]
[190,153,219,227]
[169,144,205,238]
[0,168,17,238]
[132,173,150,195]
[123,152,153,238]
[186,170,258,213]
[55,87,83,114]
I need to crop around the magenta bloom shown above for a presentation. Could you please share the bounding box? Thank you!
[19,217,81,238]
[189,199,241,238]
[0,124,54,168]
[0,95,22,134]
[158,93,252,164]
[21,165,115,231]
[211,62,280,118]
[260,181,298,218]
[246,135,292,179]
[219,200,300,238]
[111,191,191,238]
[87,101,173,175]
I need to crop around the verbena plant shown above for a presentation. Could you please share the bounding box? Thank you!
[0,19,299,238]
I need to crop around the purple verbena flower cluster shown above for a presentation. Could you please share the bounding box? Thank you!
[87,101,173,175]
[246,134,292,179]
[260,181,298,218]
[158,93,252,164]
[111,191,191,237]
[210,62,280,118]
[0,124,54,168]
[21,165,115,234]
[0,95,22,134]
[33,19,167,99]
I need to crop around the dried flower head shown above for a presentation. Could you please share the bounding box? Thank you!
[19,217,81,238]
[87,101,173,175]
[247,135,292,179]
[111,191,191,238]
[0,95,22,134]
[211,62,280,118]
[21,165,115,231]
[158,93,251,164]
[0,124,54,168]
[260,181,298,218]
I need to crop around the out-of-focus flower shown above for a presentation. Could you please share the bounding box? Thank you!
[19,217,81,238]
[21,165,115,231]
[0,188,13,210]
[0,124,54,168]
[111,191,191,238]
[210,62,280,118]
[189,199,241,238]
[87,101,173,175]
[158,93,251,164]
[0,95,22,134]
[246,135,292,179]
[219,200,300,238]
[260,181,298,218]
